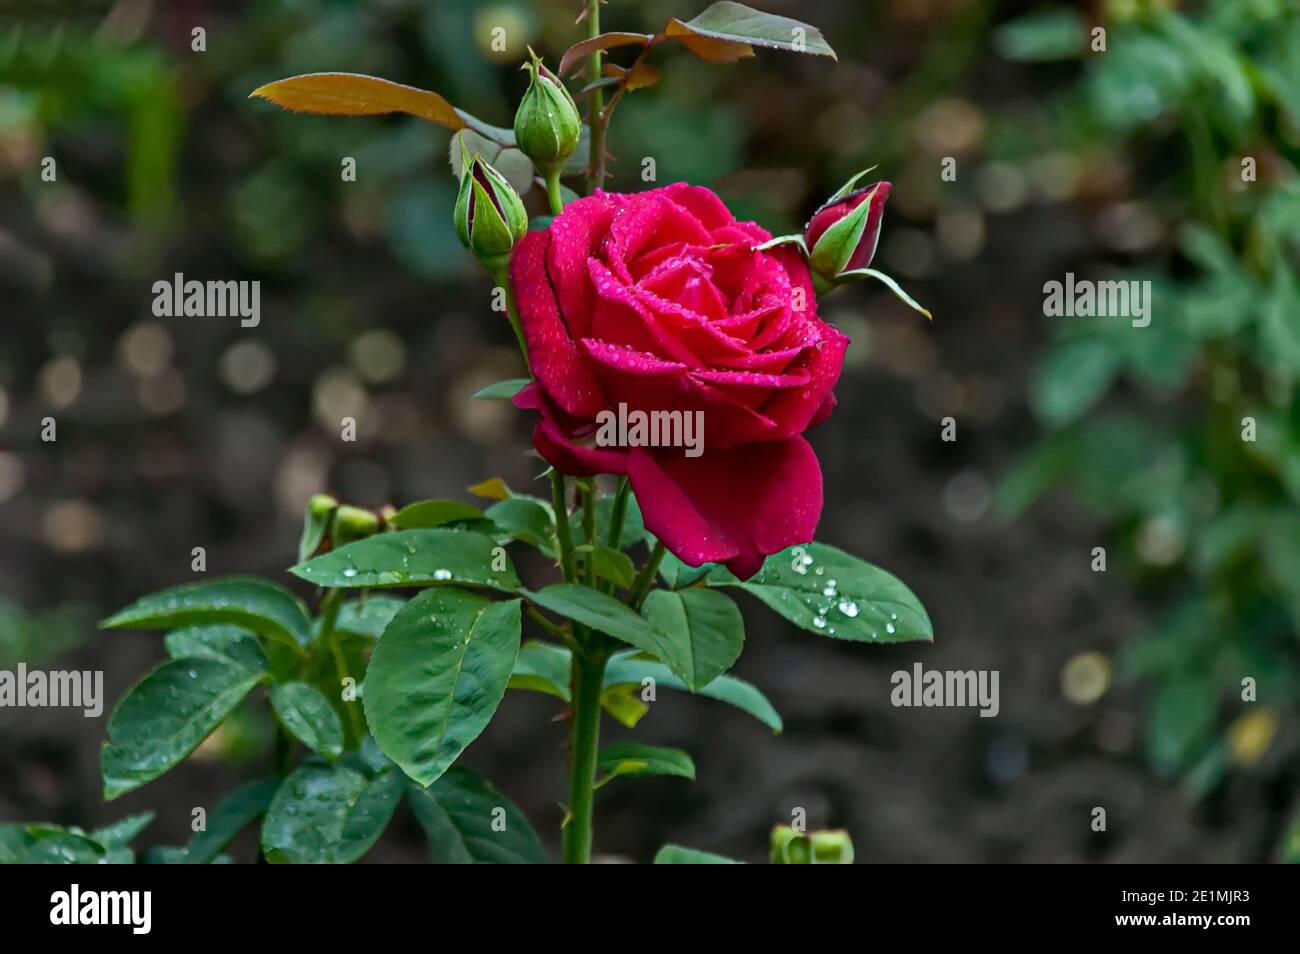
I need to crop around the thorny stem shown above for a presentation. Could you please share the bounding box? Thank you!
[585,0,607,193]
[563,0,619,865]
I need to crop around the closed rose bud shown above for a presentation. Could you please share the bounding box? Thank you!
[513,49,581,179]
[332,505,380,547]
[808,829,854,864]
[308,493,338,521]
[769,825,854,863]
[805,176,892,288]
[454,139,529,267]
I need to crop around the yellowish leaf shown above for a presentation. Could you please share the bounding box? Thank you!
[468,478,511,501]
[250,72,467,130]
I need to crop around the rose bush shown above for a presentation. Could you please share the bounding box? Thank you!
[511,183,849,578]
[6,3,934,867]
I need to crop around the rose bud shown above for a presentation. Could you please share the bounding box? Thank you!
[769,825,855,864]
[307,493,338,522]
[454,139,528,268]
[805,174,892,291]
[513,48,581,179]
[331,505,380,548]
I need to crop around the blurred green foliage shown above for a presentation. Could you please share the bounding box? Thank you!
[997,0,1300,822]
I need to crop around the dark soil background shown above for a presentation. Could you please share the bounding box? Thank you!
[0,0,1285,862]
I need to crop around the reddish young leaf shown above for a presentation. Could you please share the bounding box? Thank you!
[558,32,653,76]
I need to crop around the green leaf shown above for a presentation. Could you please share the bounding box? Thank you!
[653,843,741,864]
[407,769,548,863]
[666,2,835,60]
[102,658,266,800]
[102,578,313,650]
[1148,672,1217,775]
[164,624,267,673]
[640,588,744,690]
[994,9,1086,62]
[604,653,782,732]
[509,640,571,700]
[1,825,109,864]
[656,547,716,588]
[1262,266,1300,374]
[291,528,518,591]
[261,762,401,864]
[598,742,695,781]
[485,498,555,549]
[525,584,693,679]
[471,378,530,401]
[88,812,154,848]
[364,588,521,786]
[335,595,407,640]
[271,682,345,759]
[388,499,484,530]
[183,778,280,864]
[709,543,931,644]
[590,545,637,588]
[1029,338,1120,427]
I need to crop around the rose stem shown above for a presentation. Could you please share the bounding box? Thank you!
[561,640,607,864]
[561,0,615,865]
[584,0,606,193]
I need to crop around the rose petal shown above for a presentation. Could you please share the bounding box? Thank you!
[628,436,823,579]
[510,230,606,418]
[532,416,629,477]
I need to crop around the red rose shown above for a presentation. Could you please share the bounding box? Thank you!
[509,183,848,579]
